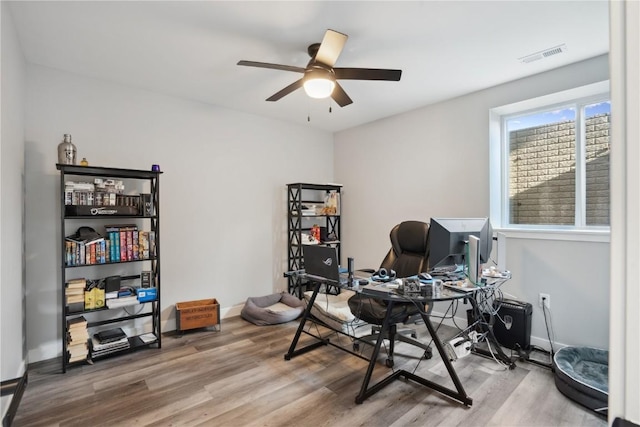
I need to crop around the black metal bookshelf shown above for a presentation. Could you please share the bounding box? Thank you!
[57,164,162,372]
[286,183,342,297]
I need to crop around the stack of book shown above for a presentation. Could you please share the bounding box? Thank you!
[65,228,106,267]
[90,328,130,358]
[104,225,156,263]
[66,316,89,363]
[66,278,87,313]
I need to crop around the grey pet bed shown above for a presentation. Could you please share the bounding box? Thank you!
[241,292,305,326]
[553,346,608,416]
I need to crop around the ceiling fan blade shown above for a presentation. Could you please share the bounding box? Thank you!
[314,29,348,67]
[331,82,353,107]
[334,68,402,81]
[237,60,305,74]
[266,78,304,102]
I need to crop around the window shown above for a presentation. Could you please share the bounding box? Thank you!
[490,81,610,234]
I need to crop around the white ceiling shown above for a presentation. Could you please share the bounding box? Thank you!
[7,1,609,133]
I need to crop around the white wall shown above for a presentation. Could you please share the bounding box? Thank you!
[1,2,27,417]
[24,65,334,363]
[335,55,610,350]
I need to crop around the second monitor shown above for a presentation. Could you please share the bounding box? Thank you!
[428,217,493,273]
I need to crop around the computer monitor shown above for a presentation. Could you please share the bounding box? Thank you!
[428,217,493,269]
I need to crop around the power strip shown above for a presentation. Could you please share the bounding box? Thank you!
[444,337,472,361]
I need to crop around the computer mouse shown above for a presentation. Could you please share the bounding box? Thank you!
[418,272,432,281]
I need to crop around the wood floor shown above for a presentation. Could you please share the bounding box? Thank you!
[13,316,606,427]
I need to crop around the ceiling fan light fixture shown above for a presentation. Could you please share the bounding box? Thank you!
[303,68,336,99]
[303,78,335,99]
[238,29,400,107]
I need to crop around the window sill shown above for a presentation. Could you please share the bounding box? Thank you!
[494,227,610,243]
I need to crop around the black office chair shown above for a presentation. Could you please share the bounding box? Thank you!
[348,220,432,367]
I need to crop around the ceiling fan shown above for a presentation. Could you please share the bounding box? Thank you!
[237,29,402,107]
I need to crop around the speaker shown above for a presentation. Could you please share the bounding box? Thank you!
[492,299,532,350]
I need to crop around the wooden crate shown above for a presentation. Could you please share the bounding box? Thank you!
[175,298,220,332]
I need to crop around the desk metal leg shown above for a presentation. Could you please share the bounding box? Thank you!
[355,302,394,404]
[354,302,473,406]
[284,282,328,360]
[419,311,473,406]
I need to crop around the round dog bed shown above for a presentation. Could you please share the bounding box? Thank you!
[241,292,305,326]
[553,346,608,416]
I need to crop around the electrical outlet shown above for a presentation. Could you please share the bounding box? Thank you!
[539,293,551,309]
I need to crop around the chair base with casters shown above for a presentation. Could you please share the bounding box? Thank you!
[355,323,433,367]
[348,292,432,367]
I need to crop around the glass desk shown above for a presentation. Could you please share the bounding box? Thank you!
[283,275,506,406]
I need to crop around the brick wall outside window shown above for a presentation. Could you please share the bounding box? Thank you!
[509,113,610,225]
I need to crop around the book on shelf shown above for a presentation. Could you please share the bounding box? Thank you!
[68,349,88,363]
[67,316,87,329]
[132,229,139,260]
[66,294,85,305]
[67,302,85,313]
[94,328,127,344]
[67,328,90,342]
[139,231,149,259]
[69,353,87,363]
[120,228,127,261]
[67,278,87,288]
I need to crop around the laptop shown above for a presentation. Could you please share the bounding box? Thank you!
[303,245,346,284]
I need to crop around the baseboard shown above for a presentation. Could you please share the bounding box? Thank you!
[220,303,243,319]
[1,371,28,427]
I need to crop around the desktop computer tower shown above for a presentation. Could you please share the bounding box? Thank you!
[492,299,532,350]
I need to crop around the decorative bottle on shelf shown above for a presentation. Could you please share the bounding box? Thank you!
[57,134,77,165]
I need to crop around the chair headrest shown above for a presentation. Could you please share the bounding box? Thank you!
[390,221,429,255]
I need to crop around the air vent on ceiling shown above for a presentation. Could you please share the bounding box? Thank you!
[519,44,567,64]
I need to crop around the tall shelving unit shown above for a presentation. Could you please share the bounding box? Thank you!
[57,164,162,372]
[286,183,342,297]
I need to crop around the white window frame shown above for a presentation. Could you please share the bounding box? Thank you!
[489,81,611,243]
